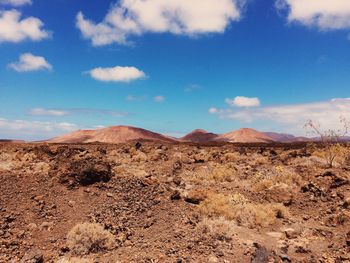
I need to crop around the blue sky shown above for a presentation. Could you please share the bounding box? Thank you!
[1,0,350,140]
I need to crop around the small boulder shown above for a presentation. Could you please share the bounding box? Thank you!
[265,184,293,205]
[184,188,210,204]
[21,249,43,263]
[59,157,113,186]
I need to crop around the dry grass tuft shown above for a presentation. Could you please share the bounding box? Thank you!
[66,223,115,256]
[198,217,235,242]
[198,192,289,228]
[252,155,269,165]
[223,152,241,162]
[188,165,236,184]
[253,165,301,191]
[57,257,93,263]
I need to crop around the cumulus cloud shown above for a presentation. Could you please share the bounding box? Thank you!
[8,53,52,72]
[276,0,350,30]
[210,98,350,134]
[0,0,32,6]
[28,108,128,117]
[76,0,245,46]
[225,96,260,107]
[0,118,77,141]
[88,66,146,83]
[154,95,165,102]
[0,10,49,43]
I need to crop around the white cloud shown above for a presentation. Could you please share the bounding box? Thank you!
[126,95,147,101]
[225,96,260,107]
[29,108,67,116]
[210,98,350,135]
[88,66,146,83]
[0,118,77,140]
[9,53,52,72]
[0,10,49,43]
[154,95,165,102]
[0,0,32,6]
[209,107,218,114]
[28,108,128,117]
[277,0,350,30]
[184,84,202,93]
[76,0,245,46]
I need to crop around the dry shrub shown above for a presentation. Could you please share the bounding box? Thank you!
[188,165,236,184]
[223,152,241,162]
[313,144,350,167]
[305,118,350,167]
[198,193,288,228]
[253,165,301,191]
[66,223,115,256]
[198,193,233,219]
[254,155,270,165]
[198,217,235,242]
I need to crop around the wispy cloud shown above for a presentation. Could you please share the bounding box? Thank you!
[125,95,147,102]
[0,118,77,140]
[184,84,202,93]
[0,0,31,6]
[29,108,67,116]
[0,10,50,43]
[28,108,129,117]
[88,66,146,83]
[9,53,52,72]
[76,0,245,46]
[154,95,165,103]
[210,98,350,135]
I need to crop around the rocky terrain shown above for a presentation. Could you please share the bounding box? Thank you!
[0,141,349,263]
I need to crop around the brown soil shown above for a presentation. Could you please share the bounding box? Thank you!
[0,142,349,263]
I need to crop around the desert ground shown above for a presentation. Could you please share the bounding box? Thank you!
[0,141,349,263]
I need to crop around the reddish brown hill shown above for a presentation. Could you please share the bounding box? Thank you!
[48,126,177,144]
[0,139,26,143]
[263,132,306,142]
[181,129,219,143]
[219,128,275,143]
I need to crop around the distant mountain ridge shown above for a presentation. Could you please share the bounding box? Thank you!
[46,126,315,144]
[180,129,219,143]
[48,126,176,144]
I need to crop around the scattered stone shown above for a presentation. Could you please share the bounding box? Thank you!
[27,223,37,231]
[56,157,113,186]
[106,193,114,198]
[21,249,43,263]
[40,221,53,231]
[280,254,291,262]
[251,243,270,263]
[135,142,142,150]
[170,190,181,200]
[265,184,293,205]
[267,232,283,239]
[184,189,209,204]
[295,246,310,254]
[208,255,219,263]
[284,228,298,239]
